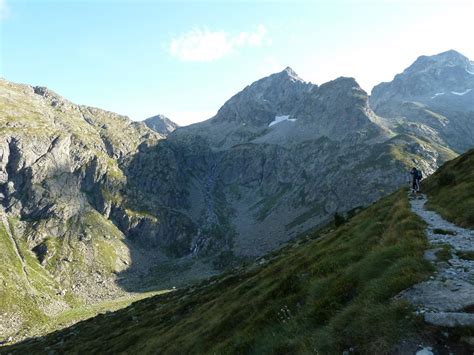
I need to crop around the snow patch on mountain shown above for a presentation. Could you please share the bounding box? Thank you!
[416,347,434,355]
[451,89,472,96]
[268,115,296,127]
[431,92,445,99]
[466,68,474,75]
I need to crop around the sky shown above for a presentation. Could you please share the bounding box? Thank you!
[1,0,474,126]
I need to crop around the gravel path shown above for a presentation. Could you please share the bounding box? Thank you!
[399,194,474,334]
[410,195,474,253]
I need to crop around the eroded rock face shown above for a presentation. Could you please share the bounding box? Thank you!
[0,79,197,335]
[158,68,455,257]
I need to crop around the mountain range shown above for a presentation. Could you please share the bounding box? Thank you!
[0,49,473,344]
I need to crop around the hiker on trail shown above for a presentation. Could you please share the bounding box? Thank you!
[410,167,423,194]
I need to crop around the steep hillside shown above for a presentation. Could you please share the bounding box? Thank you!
[1,189,436,353]
[423,148,474,228]
[7,144,474,353]
[0,79,212,341]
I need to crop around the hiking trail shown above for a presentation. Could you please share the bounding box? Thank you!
[399,194,474,330]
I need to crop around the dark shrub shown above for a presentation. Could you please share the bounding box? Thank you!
[438,172,456,187]
[334,212,346,227]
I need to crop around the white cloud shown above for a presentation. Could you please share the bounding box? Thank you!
[169,24,270,62]
[169,28,232,62]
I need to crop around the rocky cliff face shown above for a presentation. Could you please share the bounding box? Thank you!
[160,68,455,257]
[0,79,205,339]
[144,114,178,136]
[371,50,474,153]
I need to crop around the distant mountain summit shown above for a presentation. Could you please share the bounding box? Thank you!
[370,49,474,152]
[404,49,473,74]
[288,76,383,141]
[211,66,313,127]
[144,114,178,136]
[372,50,474,108]
[175,69,384,148]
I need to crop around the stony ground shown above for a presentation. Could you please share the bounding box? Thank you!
[400,193,474,352]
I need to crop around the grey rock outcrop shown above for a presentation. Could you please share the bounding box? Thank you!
[424,312,474,328]
[144,114,178,136]
[0,79,200,340]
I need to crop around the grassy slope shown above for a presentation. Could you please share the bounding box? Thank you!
[0,211,165,342]
[0,220,58,336]
[423,148,474,228]
[3,189,433,354]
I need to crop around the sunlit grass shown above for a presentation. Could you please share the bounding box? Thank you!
[424,149,474,228]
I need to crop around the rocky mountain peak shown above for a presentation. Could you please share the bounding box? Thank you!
[175,72,379,149]
[371,50,474,113]
[370,49,474,153]
[433,49,470,63]
[319,76,363,92]
[210,67,314,126]
[306,77,369,109]
[279,66,302,82]
[404,49,472,76]
[289,76,378,140]
[144,114,179,136]
[261,66,306,86]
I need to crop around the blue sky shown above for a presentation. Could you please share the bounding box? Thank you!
[1,0,473,125]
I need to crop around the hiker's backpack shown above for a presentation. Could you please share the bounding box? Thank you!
[416,169,423,180]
